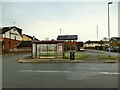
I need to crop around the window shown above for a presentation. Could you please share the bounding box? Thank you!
[14,36,16,40]
[117,40,120,43]
[13,28,16,31]
[3,45,4,50]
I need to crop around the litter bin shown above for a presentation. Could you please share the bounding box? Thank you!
[70,51,75,60]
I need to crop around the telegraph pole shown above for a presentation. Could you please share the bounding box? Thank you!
[12,21,16,26]
[96,25,98,53]
[60,29,62,35]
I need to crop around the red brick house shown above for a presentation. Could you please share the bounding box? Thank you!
[0,26,22,52]
[109,37,120,48]
[57,35,78,51]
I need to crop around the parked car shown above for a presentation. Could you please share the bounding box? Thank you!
[115,46,120,53]
[80,47,84,51]
[106,48,113,52]
[106,46,120,53]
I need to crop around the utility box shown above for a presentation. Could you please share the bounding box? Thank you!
[70,51,75,60]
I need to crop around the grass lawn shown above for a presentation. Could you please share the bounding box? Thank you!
[97,55,119,63]
[64,51,89,60]
[97,55,119,60]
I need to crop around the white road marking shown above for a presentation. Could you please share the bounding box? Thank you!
[19,70,70,73]
[19,70,119,75]
[100,72,119,75]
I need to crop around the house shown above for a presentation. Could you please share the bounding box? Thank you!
[17,34,39,49]
[0,26,22,51]
[84,40,104,50]
[109,37,120,48]
[17,41,32,49]
[76,41,84,51]
[57,35,78,51]
[22,34,39,41]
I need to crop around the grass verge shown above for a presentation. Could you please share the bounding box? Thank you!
[18,59,85,63]
[97,55,118,60]
[97,55,119,63]
[64,52,89,60]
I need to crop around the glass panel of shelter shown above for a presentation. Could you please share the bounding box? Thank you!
[32,43,36,58]
[32,43,63,58]
[36,44,56,58]
[40,44,48,58]
[57,43,63,58]
[48,44,56,58]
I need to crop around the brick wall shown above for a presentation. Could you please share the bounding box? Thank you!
[18,47,31,49]
[110,39,120,48]
[3,38,21,50]
[64,42,77,51]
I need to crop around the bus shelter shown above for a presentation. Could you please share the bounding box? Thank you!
[32,40,64,59]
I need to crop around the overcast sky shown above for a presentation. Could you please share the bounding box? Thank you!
[1,0,119,42]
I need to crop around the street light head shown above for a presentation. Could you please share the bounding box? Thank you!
[108,2,113,4]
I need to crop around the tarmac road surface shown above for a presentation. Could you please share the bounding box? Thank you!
[2,52,119,88]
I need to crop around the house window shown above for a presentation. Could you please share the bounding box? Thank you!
[14,36,16,40]
[4,34,6,38]
[13,28,16,31]
[117,40,120,43]
[3,45,4,50]
[110,41,112,43]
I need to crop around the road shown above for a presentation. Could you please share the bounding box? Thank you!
[2,52,119,88]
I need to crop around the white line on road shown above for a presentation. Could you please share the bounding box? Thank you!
[19,70,119,75]
[19,70,70,73]
[100,72,120,75]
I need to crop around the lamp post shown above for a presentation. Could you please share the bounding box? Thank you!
[108,2,113,57]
